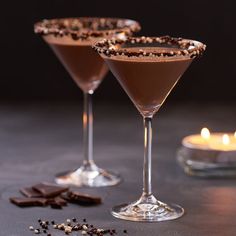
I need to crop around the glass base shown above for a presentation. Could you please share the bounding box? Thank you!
[111,194,184,222]
[55,163,121,187]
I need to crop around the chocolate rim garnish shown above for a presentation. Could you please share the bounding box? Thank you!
[93,35,206,59]
[34,17,141,40]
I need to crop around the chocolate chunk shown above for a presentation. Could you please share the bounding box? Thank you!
[65,191,102,205]
[10,197,48,207]
[32,182,69,198]
[48,196,67,209]
[50,202,63,209]
[20,187,43,198]
[54,196,67,206]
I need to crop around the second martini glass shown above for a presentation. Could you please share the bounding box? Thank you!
[94,36,206,221]
[34,18,140,187]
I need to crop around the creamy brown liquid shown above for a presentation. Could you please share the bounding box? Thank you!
[104,47,192,116]
[44,36,108,92]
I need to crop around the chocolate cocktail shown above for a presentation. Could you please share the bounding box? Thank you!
[94,36,206,221]
[34,18,140,187]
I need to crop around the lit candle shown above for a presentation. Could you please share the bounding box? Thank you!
[223,134,230,145]
[178,128,236,177]
[201,127,210,140]
[183,128,236,151]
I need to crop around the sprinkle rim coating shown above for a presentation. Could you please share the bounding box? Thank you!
[34,17,141,40]
[93,35,206,59]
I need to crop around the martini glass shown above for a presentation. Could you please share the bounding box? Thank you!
[94,36,206,221]
[34,18,140,187]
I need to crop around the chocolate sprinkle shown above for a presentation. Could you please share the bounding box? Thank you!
[29,218,129,235]
[34,17,141,41]
[93,36,206,59]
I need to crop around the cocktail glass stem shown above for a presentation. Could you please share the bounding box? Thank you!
[135,116,160,208]
[55,90,121,187]
[111,115,184,221]
[143,117,153,197]
[83,91,95,167]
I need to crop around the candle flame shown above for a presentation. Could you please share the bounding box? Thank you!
[222,134,230,145]
[234,131,236,138]
[201,127,210,139]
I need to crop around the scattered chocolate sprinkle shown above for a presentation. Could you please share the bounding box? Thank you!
[29,217,128,235]
[34,229,40,234]
[93,36,206,59]
[34,17,141,41]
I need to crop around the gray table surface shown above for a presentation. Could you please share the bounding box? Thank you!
[0,102,236,236]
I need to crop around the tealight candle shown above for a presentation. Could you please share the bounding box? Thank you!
[177,128,236,177]
[183,129,236,151]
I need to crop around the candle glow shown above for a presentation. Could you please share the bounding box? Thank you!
[201,128,210,140]
[183,128,236,151]
[222,134,230,145]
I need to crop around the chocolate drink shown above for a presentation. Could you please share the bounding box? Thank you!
[34,18,141,188]
[104,47,192,117]
[93,36,206,222]
[44,36,108,92]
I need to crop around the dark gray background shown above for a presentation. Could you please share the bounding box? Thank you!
[0,0,235,102]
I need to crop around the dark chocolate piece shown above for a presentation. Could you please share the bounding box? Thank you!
[10,197,48,207]
[48,196,67,209]
[50,202,62,209]
[32,182,68,198]
[65,191,102,205]
[54,196,67,206]
[20,187,43,198]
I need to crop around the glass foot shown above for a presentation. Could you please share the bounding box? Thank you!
[111,194,184,222]
[55,164,121,187]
